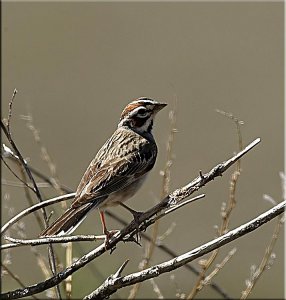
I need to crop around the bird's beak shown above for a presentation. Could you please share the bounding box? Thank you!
[154,102,167,113]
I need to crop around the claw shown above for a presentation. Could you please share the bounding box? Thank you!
[120,203,144,242]
[104,229,119,250]
[131,211,144,243]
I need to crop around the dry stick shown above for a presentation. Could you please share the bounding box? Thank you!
[83,200,286,299]
[1,157,35,192]
[2,147,45,230]
[6,89,17,134]
[2,116,60,298]
[1,138,260,300]
[240,214,284,299]
[188,111,244,299]
[2,146,230,299]
[129,100,177,299]
[149,278,164,299]
[1,115,49,232]
[1,179,50,188]
[2,235,106,249]
[198,247,237,290]
[1,193,75,234]
[158,195,205,218]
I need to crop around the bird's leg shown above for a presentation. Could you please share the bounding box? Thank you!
[119,203,144,242]
[99,211,118,249]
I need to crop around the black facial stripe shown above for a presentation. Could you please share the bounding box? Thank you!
[133,116,150,127]
[137,110,152,118]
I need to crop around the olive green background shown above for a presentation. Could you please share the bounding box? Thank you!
[2,2,284,299]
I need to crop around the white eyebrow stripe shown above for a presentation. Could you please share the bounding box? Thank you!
[130,98,158,106]
[129,106,149,117]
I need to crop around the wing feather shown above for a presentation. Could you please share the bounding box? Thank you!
[72,128,157,208]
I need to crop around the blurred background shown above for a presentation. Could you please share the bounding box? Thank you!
[2,2,284,299]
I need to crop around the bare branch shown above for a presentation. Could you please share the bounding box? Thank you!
[1,179,50,188]
[1,121,46,218]
[1,193,75,234]
[160,194,205,218]
[1,157,36,192]
[6,89,18,134]
[169,138,260,204]
[2,235,106,250]
[84,200,285,299]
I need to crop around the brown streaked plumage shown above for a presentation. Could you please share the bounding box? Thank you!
[40,97,167,243]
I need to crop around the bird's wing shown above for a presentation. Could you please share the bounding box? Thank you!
[71,142,157,208]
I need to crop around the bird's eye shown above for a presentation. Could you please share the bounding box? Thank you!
[137,108,149,118]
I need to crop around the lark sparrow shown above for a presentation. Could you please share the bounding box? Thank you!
[40,97,167,242]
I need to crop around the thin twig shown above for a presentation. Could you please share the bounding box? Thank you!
[149,278,164,299]
[1,157,35,192]
[1,193,75,234]
[1,121,48,221]
[2,235,106,250]
[198,247,237,289]
[159,194,205,218]
[188,111,243,299]
[6,88,18,134]
[1,179,50,188]
[240,215,284,299]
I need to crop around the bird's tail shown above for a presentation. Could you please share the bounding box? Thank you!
[40,203,95,237]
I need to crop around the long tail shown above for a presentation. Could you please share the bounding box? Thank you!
[40,203,95,237]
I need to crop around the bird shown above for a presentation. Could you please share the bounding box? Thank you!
[40,97,167,246]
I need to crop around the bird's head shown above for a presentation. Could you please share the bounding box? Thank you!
[118,97,167,134]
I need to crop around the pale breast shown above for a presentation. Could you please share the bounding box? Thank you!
[98,174,147,209]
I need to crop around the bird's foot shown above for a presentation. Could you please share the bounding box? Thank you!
[119,203,144,243]
[104,229,120,250]
[130,210,144,243]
